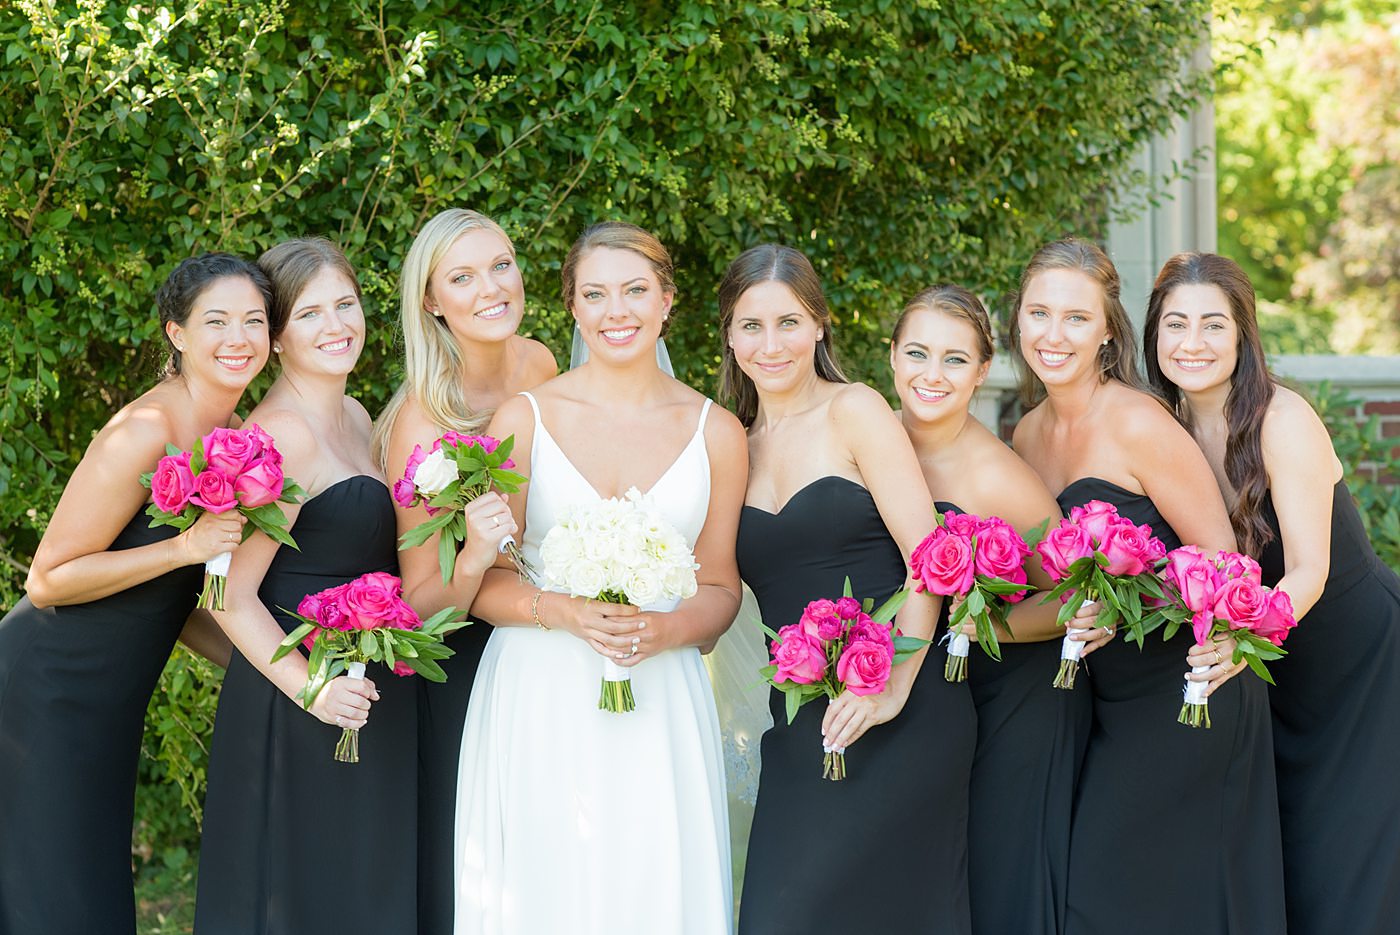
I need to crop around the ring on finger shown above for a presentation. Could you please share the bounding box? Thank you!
[1214,649,1223,665]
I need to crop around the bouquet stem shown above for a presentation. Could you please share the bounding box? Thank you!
[334,661,367,762]
[822,749,846,781]
[1178,664,1212,729]
[500,536,539,584]
[598,660,635,713]
[1053,626,1090,690]
[944,630,970,683]
[198,551,232,611]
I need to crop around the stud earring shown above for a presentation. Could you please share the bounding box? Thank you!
[273,344,282,353]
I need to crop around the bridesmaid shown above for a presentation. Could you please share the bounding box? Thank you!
[1145,252,1400,935]
[728,246,975,934]
[195,238,416,932]
[371,208,556,933]
[889,285,1084,935]
[1010,238,1285,935]
[0,254,268,935]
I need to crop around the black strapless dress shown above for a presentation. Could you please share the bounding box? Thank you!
[0,515,200,935]
[1261,480,1400,935]
[736,477,976,934]
[1058,478,1284,935]
[938,501,1090,935]
[195,477,418,934]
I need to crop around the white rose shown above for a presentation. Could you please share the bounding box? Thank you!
[567,559,607,598]
[624,566,664,608]
[662,563,698,600]
[413,448,457,496]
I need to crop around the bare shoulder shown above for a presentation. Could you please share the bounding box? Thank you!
[701,397,747,455]
[1011,400,1047,456]
[246,405,318,464]
[489,392,538,434]
[1112,384,1186,443]
[1262,385,1328,441]
[968,433,1059,523]
[829,381,895,423]
[516,336,558,384]
[342,395,373,434]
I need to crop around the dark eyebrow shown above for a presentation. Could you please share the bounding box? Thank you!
[1164,310,1228,320]
[581,277,648,289]
[902,341,929,352]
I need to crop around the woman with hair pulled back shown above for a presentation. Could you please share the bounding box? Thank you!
[456,221,746,934]
[727,247,975,934]
[1145,252,1400,935]
[0,254,270,934]
[194,237,420,932]
[372,208,555,934]
[888,284,1082,935]
[1010,238,1284,934]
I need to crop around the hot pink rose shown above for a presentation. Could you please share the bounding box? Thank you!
[1036,521,1094,581]
[911,527,975,597]
[973,517,1032,600]
[1098,522,1157,577]
[836,639,892,696]
[189,469,238,513]
[834,597,862,621]
[942,511,982,540]
[301,627,321,653]
[437,432,516,469]
[234,458,285,508]
[150,451,196,514]
[341,572,404,630]
[393,444,429,509]
[1217,550,1262,584]
[1214,576,1268,633]
[1069,500,1121,545]
[201,426,264,477]
[845,615,894,654]
[392,661,416,677]
[799,599,845,641]
[1253,589,1297,647]
[393,598,423,631]
[772,624,827,685]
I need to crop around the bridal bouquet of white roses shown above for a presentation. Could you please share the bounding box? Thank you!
[539,487,699,713]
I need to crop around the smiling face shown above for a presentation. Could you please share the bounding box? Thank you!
[166,275,270,392]
[569,246,672,364]
[425,228,525,344]
[276,265,365,378]
[1155,282,1238,394]
[727,280,823,397]
[890,307,990,424]
[1016,267,1111,389]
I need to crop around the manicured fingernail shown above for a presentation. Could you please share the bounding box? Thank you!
[638,621,646,630]
[822,743,832,753]
[836,746,846,754]
[615,652,625,659]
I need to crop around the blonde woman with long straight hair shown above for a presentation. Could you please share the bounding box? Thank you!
[373,208,555,935]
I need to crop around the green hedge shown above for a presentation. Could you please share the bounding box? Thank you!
[1,0,1215,873]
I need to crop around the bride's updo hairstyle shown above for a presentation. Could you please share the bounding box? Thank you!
[1008,237,1149,406]
[372,208,514,469]
[717,244,848,427]
[560,221,677,336]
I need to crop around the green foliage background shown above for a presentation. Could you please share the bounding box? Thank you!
[0,0,1231,912]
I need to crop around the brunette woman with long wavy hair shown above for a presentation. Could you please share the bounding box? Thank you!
[1011,238,1284,935]
[1146,251,1400,935]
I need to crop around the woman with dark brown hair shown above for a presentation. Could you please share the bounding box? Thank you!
[1011,238,1284,935]
[1146,251,1400,935]
[889,284,1081,935]
[727,246,974,934]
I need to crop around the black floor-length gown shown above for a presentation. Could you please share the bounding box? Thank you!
[736,477,976,934]
[938,501,1090,935]
[0,517,200,935]
[1261,480,1400,935]
[1058,478,1285,935]
[195,476,418,934]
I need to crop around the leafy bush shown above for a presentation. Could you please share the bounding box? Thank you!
[1313,383,1400,572]
[1,0,1213,874]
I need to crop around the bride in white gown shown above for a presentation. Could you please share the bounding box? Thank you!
[455,222,749,935]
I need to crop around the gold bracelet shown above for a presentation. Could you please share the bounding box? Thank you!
[532,589,549,630]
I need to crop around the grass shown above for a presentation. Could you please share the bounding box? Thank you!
[135,852,197,935]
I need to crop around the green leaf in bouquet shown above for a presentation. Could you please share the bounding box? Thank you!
[278,479,308,504]
[784,684,803,725]
[428,481,463,510]
[759,620,782,642]
[359,629,379,659]
[165,443,183,457]
[494,434,516,462]
[949,599,971,627]
[842,577,855,599]
[976,575,1032,597]
[398,508,458,551]
[489,467,527,492]
[190,440,206,476]
[869,588,908,624]
[383,633,396,670]
[398,655,447,681]
[270,621,316,662]
[1139,574,1167,601]
[759,663,778,681]
[248,510,301,550]
[460,469,489,491]
[975,611,1004,662]
[1055,587,1087,628]
[140,470,155,487]
[893,634,931,663]
[438,528,459,584]
[1022,517,1051,550]
[965,588,986,617]
[412,642,454,661]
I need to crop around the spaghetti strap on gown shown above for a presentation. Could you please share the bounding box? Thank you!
[453,393,731,935]
[0,516,199,935]
[1262,480,1400,935]
[937,501,1089,935]
[1058,478,1284,935]
[737,477,976,934]
[195,476,419,934]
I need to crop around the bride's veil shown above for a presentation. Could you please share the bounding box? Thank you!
[568,322,772,898]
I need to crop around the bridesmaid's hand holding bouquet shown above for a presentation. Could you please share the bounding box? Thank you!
[272,571,471,761]
[142,425,305,610]
[910,511,1033,682]
[759,578,924,780]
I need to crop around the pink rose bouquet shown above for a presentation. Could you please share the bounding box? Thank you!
[140,425,306,610]
[1157,547,1295,728]
[394,432,536,583]
[910,511,1033,682]
[759,578,925,781]
[271,571,471,761]
[1033,500,1169,690]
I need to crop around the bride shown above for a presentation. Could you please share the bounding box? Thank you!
[454,221,748,934]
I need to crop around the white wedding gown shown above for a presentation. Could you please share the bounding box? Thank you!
[454,393,733,935]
